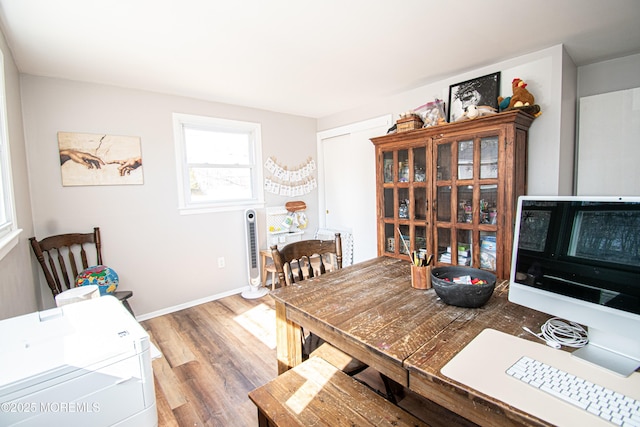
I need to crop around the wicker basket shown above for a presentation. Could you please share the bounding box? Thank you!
[396,115,424,132]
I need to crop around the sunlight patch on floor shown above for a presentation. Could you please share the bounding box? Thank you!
[233,303,276,349]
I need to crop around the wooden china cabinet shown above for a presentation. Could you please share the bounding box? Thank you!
[370,109,535,279]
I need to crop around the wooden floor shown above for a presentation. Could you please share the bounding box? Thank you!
[142,293,476,427]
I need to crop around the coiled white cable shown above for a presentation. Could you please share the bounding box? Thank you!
[539,317,589,348]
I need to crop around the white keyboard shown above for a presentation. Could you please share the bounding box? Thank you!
[440,329,640,427]
[507,356,640,426]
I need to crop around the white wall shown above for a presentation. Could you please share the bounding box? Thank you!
[318,44,577,196]
[21,76,318,318]
[0,29,39,320]
[575,53,640,195]
[577,52,640,98]
[576,88,640,195]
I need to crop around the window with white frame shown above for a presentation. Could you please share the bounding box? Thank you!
[0,50,20,260]
[173,113,264,213]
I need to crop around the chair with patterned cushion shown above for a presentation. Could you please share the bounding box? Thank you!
[29,227,134,316]
[315,227,354,267]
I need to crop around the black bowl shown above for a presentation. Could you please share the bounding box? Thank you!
[431,266,496,308]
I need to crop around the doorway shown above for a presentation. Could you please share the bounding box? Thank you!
[317,115,392,263]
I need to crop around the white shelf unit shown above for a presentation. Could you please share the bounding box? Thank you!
[266,206,305,249]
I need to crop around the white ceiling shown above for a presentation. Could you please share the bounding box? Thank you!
[1,0,639,118]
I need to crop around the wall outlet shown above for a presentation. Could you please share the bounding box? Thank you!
[217,257,225,268]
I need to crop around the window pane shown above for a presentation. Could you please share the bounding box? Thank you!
[189,167,252,202]
[480,231,497,271]
[415,187,427,220]
[0,51,13,239]
[457,185,473,223]
[437,227,451,263]
[398,188,409,219]
[415,225,427,251]
[456,229,472,266]
[480,136,498,179]
[0,161,7,225]
[437,143,451,181]
[436,186,451,222]
[184,127,250,165]
[399,224,410,255]
[383,151,393,183]
[457,139,473,179]
[413,147,426,182]
[398,149,409,182]
[383,188,394,218]
[518,210,552,252]
[385,223,395,254]
[569,210,640,266]
[480,185,497,224]
[174,113,263,212]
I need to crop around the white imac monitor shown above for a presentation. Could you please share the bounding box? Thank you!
[509,196,640,376]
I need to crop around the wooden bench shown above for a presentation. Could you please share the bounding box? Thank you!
[248,356,429,427]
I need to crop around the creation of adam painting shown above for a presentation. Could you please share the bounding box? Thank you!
[58,132,143,186]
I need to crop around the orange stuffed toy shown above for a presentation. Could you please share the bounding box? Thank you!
[498,78,541,117]
[509,78,535,108]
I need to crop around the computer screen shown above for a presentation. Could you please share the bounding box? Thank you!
[509,196,640,376]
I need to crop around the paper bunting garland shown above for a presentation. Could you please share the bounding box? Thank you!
[264,157,317,196]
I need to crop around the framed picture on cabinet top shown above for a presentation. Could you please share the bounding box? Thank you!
[448,72,501,123]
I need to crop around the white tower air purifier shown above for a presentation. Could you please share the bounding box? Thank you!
[242,208,269,299]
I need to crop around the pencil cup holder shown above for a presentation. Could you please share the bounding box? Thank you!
[411,265,432,289]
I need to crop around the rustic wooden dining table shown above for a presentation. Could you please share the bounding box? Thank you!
[270,256,558,427]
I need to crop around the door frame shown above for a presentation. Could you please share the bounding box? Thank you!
[316,114,392,228]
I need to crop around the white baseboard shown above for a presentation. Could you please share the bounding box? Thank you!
[135,286,251,321]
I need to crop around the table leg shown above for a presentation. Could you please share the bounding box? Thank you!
[275,300,302,374]
[261,250,269,289]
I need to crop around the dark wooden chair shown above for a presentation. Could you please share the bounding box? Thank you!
[270,232,399,402]
[29,227,134,316]
[271,233,350,359]
[270,233,342,286]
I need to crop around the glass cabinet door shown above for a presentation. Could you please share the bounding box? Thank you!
[434,134,500,272]
[380,144,431,257]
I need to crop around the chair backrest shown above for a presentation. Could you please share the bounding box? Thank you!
[29,227,103,296]
[315,227,354,266]
[271,233,342,286]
